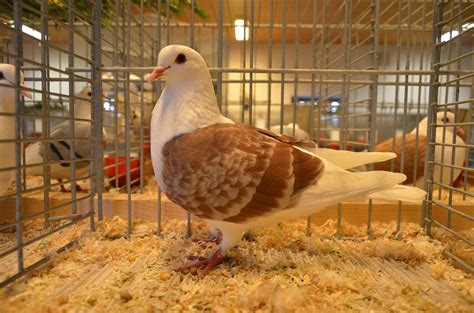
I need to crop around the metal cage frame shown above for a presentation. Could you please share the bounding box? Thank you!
[0,0,472,287]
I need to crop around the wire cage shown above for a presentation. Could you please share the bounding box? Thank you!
[0,0,472,299]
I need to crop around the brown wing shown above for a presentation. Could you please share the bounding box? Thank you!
[161,123,324,223]
[374,133,426,184]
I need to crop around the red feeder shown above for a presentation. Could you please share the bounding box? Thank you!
[104,156,141,188]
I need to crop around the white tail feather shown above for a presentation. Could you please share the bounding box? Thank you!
[366,185,426,203]
[291,165,410,215]
[306,147,396,170]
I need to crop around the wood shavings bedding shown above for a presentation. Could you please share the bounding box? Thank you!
[1,217,473,312]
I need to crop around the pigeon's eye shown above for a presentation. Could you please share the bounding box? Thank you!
[175,53,186,64]
[0,71,4,80]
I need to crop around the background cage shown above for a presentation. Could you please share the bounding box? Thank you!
[0,0,472,290]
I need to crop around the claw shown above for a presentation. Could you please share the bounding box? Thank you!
[174,250,225,277]
[186,255,207,261]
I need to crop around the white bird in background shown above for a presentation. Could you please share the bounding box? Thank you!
[118,109,142,138]
[0,64,32,195]
[25,87,106,191]
[148,45,426,276]
[375,111,467,188]
[269,123,311,140]
[142,73,155,92]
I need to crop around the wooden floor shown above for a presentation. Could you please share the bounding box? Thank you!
[1,191,472,230]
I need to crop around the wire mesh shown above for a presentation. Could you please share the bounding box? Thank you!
[424,0,473,273]
[0,0,472,286]
[0,0,99,286]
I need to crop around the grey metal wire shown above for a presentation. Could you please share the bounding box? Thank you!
[1,0,473,287]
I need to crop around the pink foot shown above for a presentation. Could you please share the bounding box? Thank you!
[174,250,225,278]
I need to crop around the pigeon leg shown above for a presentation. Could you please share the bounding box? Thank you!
[58,179,67,192]
[174,250,225,277]
[191,229,222,246]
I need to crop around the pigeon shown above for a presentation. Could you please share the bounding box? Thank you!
[119,109,142,138]
[269,123,311,140]
[25,87,106,191]
[374,111,467,188]
[148,45,426,276]
[0,64,32,195]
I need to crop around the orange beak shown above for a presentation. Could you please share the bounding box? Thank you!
[148,65,170,83]
[456,127,466,141]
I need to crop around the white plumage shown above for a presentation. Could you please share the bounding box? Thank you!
[0,64,31,195]
[269,123,311,140]
[413,111,467,187]
[25,87,106,189]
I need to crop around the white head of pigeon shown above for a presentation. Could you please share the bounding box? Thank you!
[148,45,212,84]
[413,111,467,187]
[416,111,466,142]
[73,87,93,120]
[148,45,426,277]
[0,64,32,106]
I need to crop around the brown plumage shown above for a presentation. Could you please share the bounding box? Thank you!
[374,133,426,184]
[161,123,324,223]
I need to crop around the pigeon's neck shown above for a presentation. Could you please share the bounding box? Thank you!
[74,105,91,120]
[150,76,233,191]
[154,77,230,136]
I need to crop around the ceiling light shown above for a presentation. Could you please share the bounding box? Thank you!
[234,19,249,41]
[440,23,474,43]
[440,30,459,43]
[10,22,45,40]
[330,101,340,107]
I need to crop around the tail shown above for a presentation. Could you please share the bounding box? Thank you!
[366,185,426,203]
[308,147,396,170]
[293,163,425,215]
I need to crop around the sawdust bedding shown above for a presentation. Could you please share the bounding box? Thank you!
[1,217,473,312]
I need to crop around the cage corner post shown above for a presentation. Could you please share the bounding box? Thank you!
[423,0,443,236]
[92,0,104,229]
[12,0,25,278]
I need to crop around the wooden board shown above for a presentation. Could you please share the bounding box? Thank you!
[0,192,472,231]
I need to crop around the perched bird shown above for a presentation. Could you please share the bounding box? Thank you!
[118,109,142,138]
[142,73,155,92]
[25,87,106,191]
[269,123,311,140]
[0,64,32,195]
[375,111,467,188]
[148,45,426,276]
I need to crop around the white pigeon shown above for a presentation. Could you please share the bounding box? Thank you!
[25,87,106,191]
[142,73,154,91]
[148,45,426,276]
[270,123,311,140]
[0,64,32,195]
[117,109,142,139]
[375,111,467,188]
